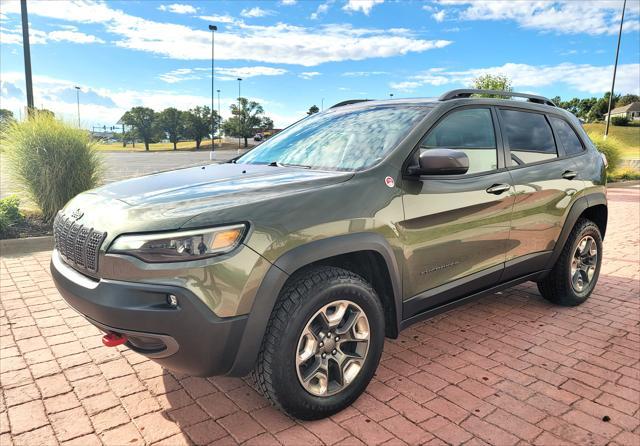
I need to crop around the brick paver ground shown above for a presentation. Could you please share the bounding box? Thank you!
[1,186,638,446]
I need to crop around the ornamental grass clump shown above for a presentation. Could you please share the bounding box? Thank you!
[3,113,102,223]
[586,132,623,175]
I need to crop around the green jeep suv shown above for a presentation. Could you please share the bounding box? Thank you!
[52,89,607,419]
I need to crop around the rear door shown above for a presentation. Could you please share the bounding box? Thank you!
[497,108,583,279]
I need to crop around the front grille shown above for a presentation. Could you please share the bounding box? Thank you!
[53,214,106,273]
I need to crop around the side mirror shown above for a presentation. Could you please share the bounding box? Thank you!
[411,148,469,176]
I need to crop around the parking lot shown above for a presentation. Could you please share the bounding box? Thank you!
[1,186,638,445]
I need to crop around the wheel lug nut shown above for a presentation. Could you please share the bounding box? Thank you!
[321,353,326,358]
[332,349,337,355]
[319,342,324,347]
[335,336,339,341]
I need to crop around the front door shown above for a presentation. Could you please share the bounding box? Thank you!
[399,107,515,316]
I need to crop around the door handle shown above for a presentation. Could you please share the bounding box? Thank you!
[562,170,577,180]
[486,183,511,195]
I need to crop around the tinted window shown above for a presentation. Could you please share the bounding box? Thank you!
[500,109,557,165]
[421,108,497,174]
[550,116,584,155]
[237,106,429,171]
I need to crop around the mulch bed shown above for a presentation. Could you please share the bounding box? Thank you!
[0,215,52,240]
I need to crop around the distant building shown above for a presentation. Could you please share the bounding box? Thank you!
[606,102,640,121]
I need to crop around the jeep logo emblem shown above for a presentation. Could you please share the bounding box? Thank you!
[70,209,84,220]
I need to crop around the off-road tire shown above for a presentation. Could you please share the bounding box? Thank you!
[251,266,385,420]
[537,218,602,306]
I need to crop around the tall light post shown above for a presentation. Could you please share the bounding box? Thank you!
[604,0,626,139]
[208,24,217,151]
[321,98,324,111]
[20,0,34,116]
[237,77,242,149]
[74,86,81,127]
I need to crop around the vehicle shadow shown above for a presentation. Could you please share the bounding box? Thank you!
[157,273,637,444]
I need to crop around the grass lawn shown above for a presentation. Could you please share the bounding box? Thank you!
[583,122,640,159]
[94,138,229,152]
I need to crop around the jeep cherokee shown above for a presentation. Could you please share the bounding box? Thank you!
[51,89,607,419]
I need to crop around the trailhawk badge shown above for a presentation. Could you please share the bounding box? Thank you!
[70,208,84,220]
[384,176,395,188]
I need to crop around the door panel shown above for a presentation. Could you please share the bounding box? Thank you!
[399,172,514,299]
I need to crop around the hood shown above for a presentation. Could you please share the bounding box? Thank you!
[63,163,352,235]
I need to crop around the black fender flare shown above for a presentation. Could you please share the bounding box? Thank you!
[228,232,402,376]
[544,192,607,271]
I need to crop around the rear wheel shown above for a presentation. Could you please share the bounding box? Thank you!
[537,218,602,306]
[251,266,385,420]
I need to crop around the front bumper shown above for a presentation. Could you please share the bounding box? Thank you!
[51,250,247,376]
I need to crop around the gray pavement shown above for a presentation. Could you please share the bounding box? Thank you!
[0,149,248,201]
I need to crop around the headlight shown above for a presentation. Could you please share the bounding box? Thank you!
[109,224,246,263]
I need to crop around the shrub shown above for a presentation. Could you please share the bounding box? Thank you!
[0,195,22,235]
[3,114,101,223]
[607,167,640,183]
[586,132,622,174]
[610,116,629,126]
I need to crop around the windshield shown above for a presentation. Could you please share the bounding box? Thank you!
[236,105,431,171]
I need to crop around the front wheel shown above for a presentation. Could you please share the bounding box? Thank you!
[537,218,603,306]
[251,266,385,420]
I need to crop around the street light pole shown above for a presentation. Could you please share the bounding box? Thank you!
[604,0,626,139]
[321,98,324,111]
[74,86,81,127]
[217,89,221,133]
[237,77,242,149]
[208,24,217,151]
[20,0,34,116]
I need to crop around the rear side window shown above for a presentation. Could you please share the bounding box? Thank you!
[499,109,557,165]
[421,108,497,174]
[549,116,584,155]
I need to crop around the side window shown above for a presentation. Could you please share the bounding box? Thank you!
[421,108,497,174]
[549,116,584,155]
[499,109,557,165]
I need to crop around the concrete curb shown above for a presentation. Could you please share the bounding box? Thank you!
[607,180,640,189]
[0,235,53,257]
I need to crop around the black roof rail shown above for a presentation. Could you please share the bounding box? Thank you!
[439,89,556,106]
[330,99,372,109]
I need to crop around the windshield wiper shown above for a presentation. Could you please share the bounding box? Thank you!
[268,161,311,169]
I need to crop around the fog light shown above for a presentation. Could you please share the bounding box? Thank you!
[167,294,178,307]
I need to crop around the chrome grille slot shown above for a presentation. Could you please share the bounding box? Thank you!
[53,213,106,273]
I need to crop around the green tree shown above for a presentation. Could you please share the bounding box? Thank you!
[121,107,156,151]
[183,106,217,150]
[471,74,513,97]
[158,107,184,151]
[307,105,320,115]
[261,117,274,130]
[616,94,639,107]
[222,98,265,148]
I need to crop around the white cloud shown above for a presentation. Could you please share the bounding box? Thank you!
[215,66,288,80]
[342,71,387,77]
[158,66,288,83]
[343,0,384,15]
[198,14,236,24]
[432,10,446,22]
[240,7,273,18]
[310,3,331,20]
[0,71,301,127]
[437,0,640,35]
[281,0,297,4]
[0,0,452,67]
[390,63,640,95]
[158,3,197,14]
[0,24,104,45]
[299,71,321,79]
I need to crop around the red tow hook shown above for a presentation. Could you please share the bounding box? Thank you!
[102,332,127,347]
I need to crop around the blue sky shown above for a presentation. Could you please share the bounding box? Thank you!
[1,0,639,128]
